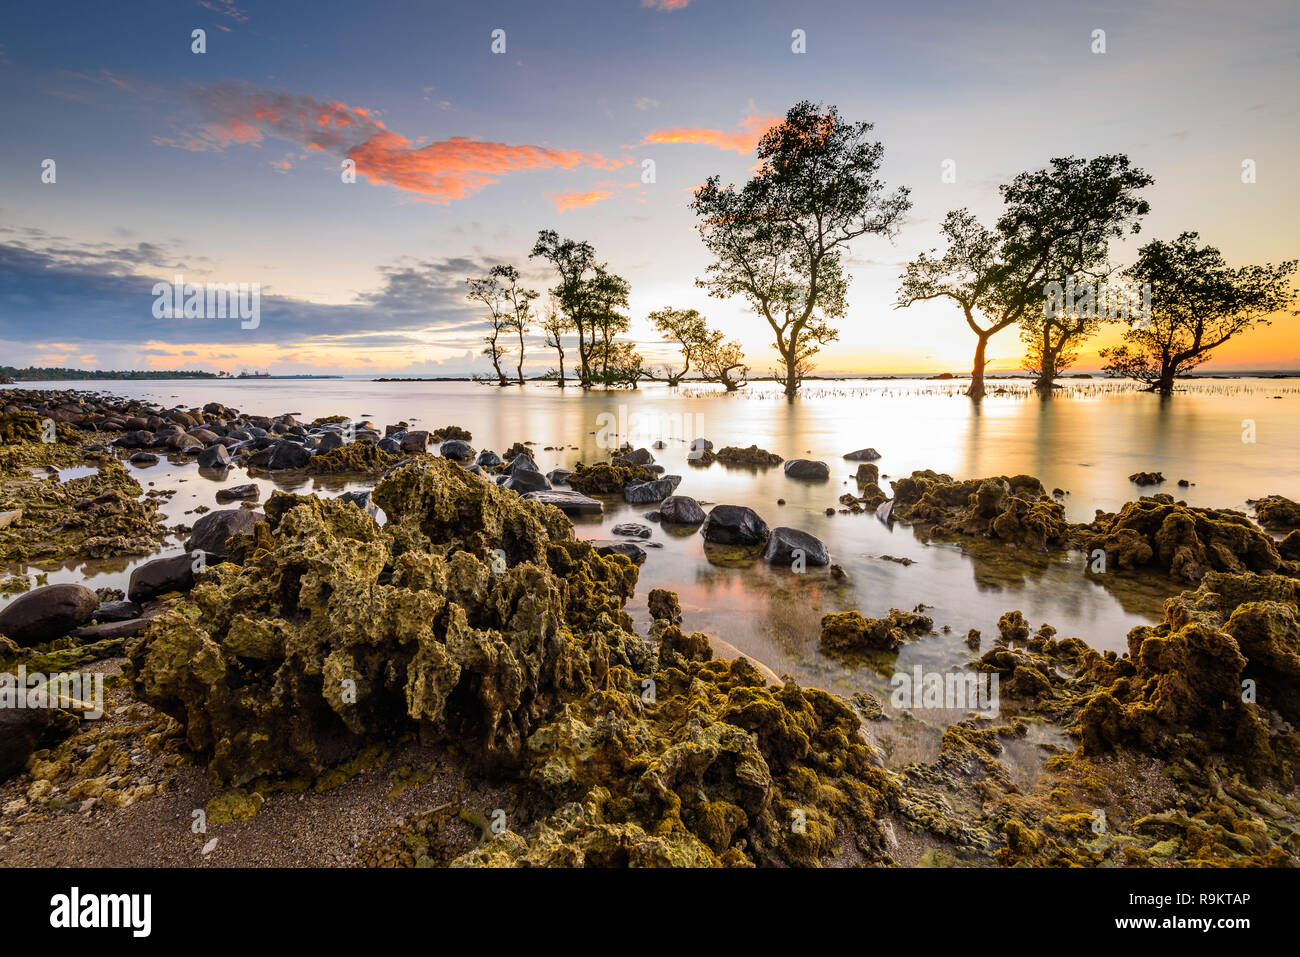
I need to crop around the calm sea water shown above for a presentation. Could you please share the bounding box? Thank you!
[5,377,1298,703]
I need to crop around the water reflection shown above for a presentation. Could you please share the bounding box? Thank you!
[4,377,1297,697]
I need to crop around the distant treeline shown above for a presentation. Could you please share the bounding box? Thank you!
[1,366,218,381]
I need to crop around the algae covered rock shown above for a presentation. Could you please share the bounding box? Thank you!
[1076,572,1300,783]
[889,471,1065,550]
[126,456,646,783]
[820,608,933,652]
[1082,500,1284,582]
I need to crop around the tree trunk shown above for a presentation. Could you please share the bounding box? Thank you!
[780,348,798,399]
[968,333,990,399]
[516,332,525,384]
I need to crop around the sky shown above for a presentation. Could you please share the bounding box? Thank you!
[1,0,1297,377]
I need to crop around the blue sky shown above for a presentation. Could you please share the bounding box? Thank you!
[1,0,1297,375]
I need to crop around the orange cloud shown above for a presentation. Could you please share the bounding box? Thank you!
[352,131,619,203]
[641,114,779,154]
[547,188,615,212]
[169,84,621,203]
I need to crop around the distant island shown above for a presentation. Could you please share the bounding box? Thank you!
[0,367,219,382]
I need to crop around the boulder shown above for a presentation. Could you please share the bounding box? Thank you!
[316,432,345,453]
[590,540,647,565]
[0,583,99,646]
[764,527,831,567]
[336,490,379,519]
[474,451,502,469]
[611,522,652,539]
[401,430,431,453]
[658,495,706,525]
[1,707,74,781]
[197,443,231,469]
[439,440,476,463]
[129,451,159,465]
[504,454,539,475]
[267,440,311,470]
[127,553,199,603]
[521,489,603,517]
[547,468,572,485]
[215,483,259,503]
[186,509,263,559]
[783,459,830,481]
[701,505,770,546]
[93,600,142,622]
[843,448,881,461]
[624,476,682,504]
[502,469,551,494]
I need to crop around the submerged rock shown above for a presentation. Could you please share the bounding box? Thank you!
[764,527,830,567]
[889,470,1066,551]
[215,483,259,502]
[623,476,681,504]
[783,459,830,481]
[843,448,881,461]
[521,489,602,517]
[701,505,770,546]
[1255,495,1300,529]
[715,445,782,467]
[819,608,933,652]
[438,439,476,463]
[658,495,705,525]
[566,463,657,495]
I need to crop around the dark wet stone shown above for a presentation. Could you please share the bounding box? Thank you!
[0,583,98,646]
[439,439,476,463]
[215,483,259,503]
[658,495,706,525]
[764,527,831,567]
[129,451,159,465]
[611,522,652,539]
[843,448,881,461]
[316,432,345,453]
[186,509,262,559]
[504,454,539,475]
[267,440,311,470]
[590,540,647,565]
[624,475,682,504]
[547,468,572,485]
[128,554,200,603]
[197,443,231,469]
[502,469,550,493]
[93,600,142,622]
[1,707,72,781]
[521,489,602,516]
[613,448,655,466]
[701,505,770,546]
[783,459,830,480]
[401,430,431,453]
[474,451,502,469]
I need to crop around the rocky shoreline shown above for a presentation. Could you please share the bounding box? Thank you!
[1,387,1298,867]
